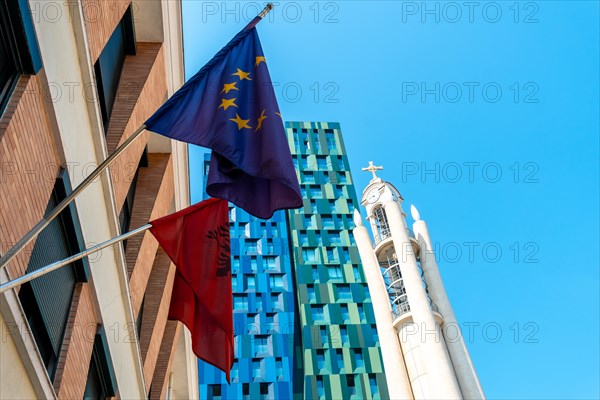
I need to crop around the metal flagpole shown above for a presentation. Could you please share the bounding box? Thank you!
[0,224,152,294]
[0,124,147,271]
[0,3,275,272]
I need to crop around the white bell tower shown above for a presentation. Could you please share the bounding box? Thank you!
[352,162,485,400]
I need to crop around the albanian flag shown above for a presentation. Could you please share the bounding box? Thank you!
[149,198,233,381]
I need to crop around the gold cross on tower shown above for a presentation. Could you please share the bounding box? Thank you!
[362,161,383,180]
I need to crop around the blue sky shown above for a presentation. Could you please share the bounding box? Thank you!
[183,1,599,398]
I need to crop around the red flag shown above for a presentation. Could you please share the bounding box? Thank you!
[149,198,233,381]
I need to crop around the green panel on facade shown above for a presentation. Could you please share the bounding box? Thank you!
[286,121,389,400]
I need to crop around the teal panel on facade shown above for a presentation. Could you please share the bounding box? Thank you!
[285,121,389,400]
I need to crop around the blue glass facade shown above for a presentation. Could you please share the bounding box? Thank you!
[198,154,296,400]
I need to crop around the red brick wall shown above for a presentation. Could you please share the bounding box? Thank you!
[82,0,131,63]
[108,43,167,211]
[127,153,174,317]
[150,320,181,400]
[54,284,99,399]
[140,249,176,394]
[0,75,61,280]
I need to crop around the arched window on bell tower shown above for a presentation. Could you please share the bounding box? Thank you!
[373,205,391,244]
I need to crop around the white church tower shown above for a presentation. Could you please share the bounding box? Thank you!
[352,162,485,400]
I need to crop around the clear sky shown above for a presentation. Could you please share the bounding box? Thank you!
[182,1,600,398]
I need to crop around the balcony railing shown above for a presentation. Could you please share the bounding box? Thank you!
[373,228,415,246]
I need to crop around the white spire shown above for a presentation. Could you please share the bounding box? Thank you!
[353,209,363,226]
[411,204,421,221]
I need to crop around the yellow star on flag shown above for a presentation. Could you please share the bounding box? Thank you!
[255,110,267,132]
[232,68,251,81]
[221,82,239,94]
[255,56,266,67]
[218,98,238,111]
[230,113,252,130]
[275,112,282,117]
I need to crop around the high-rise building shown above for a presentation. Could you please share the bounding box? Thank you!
[0,1,197,398]
[285,121,389,400]
[197,122,390,399]
[198,154,297,400]
[353,168,485,399]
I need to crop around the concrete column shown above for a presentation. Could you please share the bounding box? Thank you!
[384,201,462,400]
[413,210,485,399]
[353,212,414,400]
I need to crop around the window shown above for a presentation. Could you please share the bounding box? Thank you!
[231,362,239,382]
[254,336,269,354]
[355,349,364,369]
[243,383,250,396]
[252,359,261,378]
[340,326,348,344]
[329,232,342,245]
[302,248,317,263]
[232,256,240,273]
[307,285,316,302]
[316,349,325,370]
[20,170,88,380]
[326,132,336,150]
[0,17,18,112]
[209,385,222,399]
[328,266,343,280]
[353,266,362,281]
[233,294,248,311]
[264,256,277,271]
[320,326,327,345]
[303,214,313,228]
[317,376,325,398]
[119,149,147,242]
[250,256,258,272]
[325,248,337,263]
[369,374,379,396]
[246,239,259,254]
[317,156,328,170]
[298,230,308,246]
[265,313,275,332]
[341,305,349,322]
[313,137,322,153]
[84,327,117,399]
[311,266,319,281]
[358,304,366,322]
[269,274,284,291]
[311,305,324,322]
[308,185,323,198]
[276,358,283,379]
[321,215,335,229]
[260,383,269,396]
[303,171,315,183]
[336,349,344,370]
[341,247,351,262]
[371,325,379,344]
[347,375,356,396]
[271,294,281,311]
[338,285,351,301]
[246,275,256,291]
[94,6,136,131]
[0,0,42,113]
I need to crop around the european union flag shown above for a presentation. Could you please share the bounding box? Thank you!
[145,17,302,219]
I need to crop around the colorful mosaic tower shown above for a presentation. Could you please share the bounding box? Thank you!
[285,121,389,400]
[198,154,296,400]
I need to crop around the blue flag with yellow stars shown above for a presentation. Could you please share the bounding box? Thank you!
[145,17,302,219]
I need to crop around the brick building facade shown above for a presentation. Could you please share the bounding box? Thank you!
[0,1,196,398]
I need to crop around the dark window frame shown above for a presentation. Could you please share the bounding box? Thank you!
[94,6,136,132]
[19,169,90,381]
[0,0,42,115]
